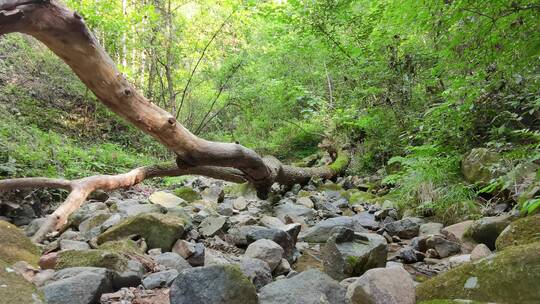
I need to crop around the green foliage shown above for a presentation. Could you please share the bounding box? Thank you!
[521,198,540,215]
[382,145,478,224]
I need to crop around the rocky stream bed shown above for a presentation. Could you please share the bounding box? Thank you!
[1,174,539,304]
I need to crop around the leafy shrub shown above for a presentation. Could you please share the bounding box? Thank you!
[382,145,478,224]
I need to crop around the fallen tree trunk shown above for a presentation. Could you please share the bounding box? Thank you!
[0,0,350,242]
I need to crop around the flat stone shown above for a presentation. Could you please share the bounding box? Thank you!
[169,265,258,304]
[149,191,186,208]
[245,239,284,271]
[346,267,415,304]
[259,269,348,304]
[142,269,178,289]
[322,232,388,280]
[301,216,368,243]
[199,216,227,237]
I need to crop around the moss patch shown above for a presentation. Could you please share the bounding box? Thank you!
[0,220,41,266]
[96,213,185,251]
[341,189,375,204]
[97,239,145,254]
[224,182,257,198]
[173,187,201,202]
[0,259,45,304]
[495,215,540,250]
[56,249,128,272]
[416,241,540,303]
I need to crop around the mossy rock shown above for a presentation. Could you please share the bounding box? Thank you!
[97,239,145,254]
[56,249,128,272]
[416,241,540,303]
[0,259,45,304]
[224,182,258,199]
[341,189,375,204]
[317,182,343,192]
[495,214,540,250]
[96,213,185,251]
[78,212,111,232]
[297,190,311,198]
[463,215,511,250]
[461,148,500,184]
[0,220,41,266]
[172,187,201,202]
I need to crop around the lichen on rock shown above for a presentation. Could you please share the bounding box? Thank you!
[416,241,540,303]
[0,220,41,266]
[96,213,185,251]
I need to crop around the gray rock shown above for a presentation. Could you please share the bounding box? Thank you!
[260,216,286,229]
[41,268,114,304]
[115,259,145,288]
[169,265,258,304]
[59,239,90,251]
[259,269,348,304]
[198,216,227,237]
[25,217,47,237]
[352,212,379,230]
[246,226,295,262]
[384,218,421,239]
[172,240,205,266]
[69,202,109,227]
[275,202,315,224]
[322,231,388,280]
[346,267,415,304]
[449,254,471,268]
[419,222,443,237]
[233,197,249,210]
[466,215,512,250]
[470,243,492,261]
[398,247,423,264]
[274,258,291,276]
[154,252,192,272]
[425,235,461,258]
[244,239,284,271]
[296,197,314,209]
[142,269,179,289]
[239,257,273,290]
[301,216,368,243]
[112,200,163,217]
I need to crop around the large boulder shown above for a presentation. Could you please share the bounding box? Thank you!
[416,242,540,303]
[300,216,368,243]
[347,267,415,304]
[495,214,540,250]
[0,220,41,266]
[274,201,315,224]
[322,229,387,281]
[0,259,45,304]
[238,257,273,290]
[97,213,185,251]
[259,269,348,304]
[384,218,421,239]
[41,267,114,304]
[169,264,258,304]
[244,239,283,271]
[245,226,295,262]
[55,250,128,273]
[425,235,461,258]
[461,148,500,184]
[464,215,512,250]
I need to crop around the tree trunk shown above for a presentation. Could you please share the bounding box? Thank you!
[0,0,350,242]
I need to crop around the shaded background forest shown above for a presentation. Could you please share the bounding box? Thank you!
[1,0,539,223]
